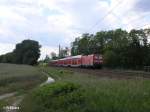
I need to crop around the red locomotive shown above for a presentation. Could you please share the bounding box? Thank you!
[49,54,103,68]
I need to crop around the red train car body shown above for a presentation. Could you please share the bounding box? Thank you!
[49,54,103,68]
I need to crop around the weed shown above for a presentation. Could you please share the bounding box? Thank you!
[20,67,150,112]
[0,63,47,95]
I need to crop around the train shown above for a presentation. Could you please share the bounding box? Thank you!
[49,54,103,68]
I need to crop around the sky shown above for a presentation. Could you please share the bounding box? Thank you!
[0,0,150,59]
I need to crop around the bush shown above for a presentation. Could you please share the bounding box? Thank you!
[103,50,118,68]
[21,82,86,112]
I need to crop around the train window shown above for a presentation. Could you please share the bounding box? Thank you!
[95,55,102,59]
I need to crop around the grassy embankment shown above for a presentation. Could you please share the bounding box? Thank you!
[21,67,150,112]
[0,63,47,110]
[0,63,47,95]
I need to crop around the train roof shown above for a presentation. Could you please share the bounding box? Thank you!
[51,55,82,61]
[50,54,103,62]
[59,55,82,60]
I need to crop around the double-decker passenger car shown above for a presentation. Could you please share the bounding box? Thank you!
[49,54,103,68]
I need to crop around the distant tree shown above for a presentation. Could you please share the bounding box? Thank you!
[144,29,150,65]
[0,53,14,63]
[0,55,5,63]
[51,52,57,60]
[43,55,50,63]
[4,52,15,63]
[71,28,150,69]
[103,50,118,68]
[78,33,91,55]
[94,31,106,54]
[13,39,41,65]
[59,47,69,58]
[126,29,149,69]
[71,37,80,56]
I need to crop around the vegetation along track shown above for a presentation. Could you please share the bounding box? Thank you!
[51,66,150,79]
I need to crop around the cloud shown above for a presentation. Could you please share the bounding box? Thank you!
[134,0,150,12]
[40,45,58,60]
[0,42,59,60]
[0,0,150,59]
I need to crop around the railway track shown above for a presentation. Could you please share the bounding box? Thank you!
[51,66,150,79]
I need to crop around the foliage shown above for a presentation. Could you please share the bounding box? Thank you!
[59,47,70,58]
[0,39,41,65]
[21,67,150,112]
[103,50,118,68]
[14,39,41,65]
[20,82,86,112]
[71,28,150,69]
[0,53,15,63]
[43,55,50,63]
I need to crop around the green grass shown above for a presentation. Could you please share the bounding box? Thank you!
[20,67,150,112]
[0,100,7,111]
[0,63,47,95]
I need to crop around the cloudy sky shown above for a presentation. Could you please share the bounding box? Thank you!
[0,0,150,59]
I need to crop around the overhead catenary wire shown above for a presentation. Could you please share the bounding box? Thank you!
[78,0,150,38]
[94,12,150,32]
[86,0,123,33]
[124,12,150,28]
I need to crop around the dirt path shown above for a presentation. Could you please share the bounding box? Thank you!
[0,93,16,100]
[1,72,54,112]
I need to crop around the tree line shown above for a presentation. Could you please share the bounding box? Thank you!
[0,40,41,65]
[71,28,150,69]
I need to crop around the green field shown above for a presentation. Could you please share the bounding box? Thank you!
[20,67,150,112]
[0,63,47,95]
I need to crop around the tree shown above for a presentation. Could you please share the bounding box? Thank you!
[0,53,14,63]
[43,55,50,63]
[4,52,15,63]
[0,55,5,63]
[51,52,57,60]
[71,37,80,56]
[103,50,118,68]
[126,29,150,69]
[71,28,150,69]
[13,39,41,65]
[59,47,70,58]
[94,31,106,54]
[78,33,91,55]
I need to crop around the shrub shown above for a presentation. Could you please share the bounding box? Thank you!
[21,82,86,112]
